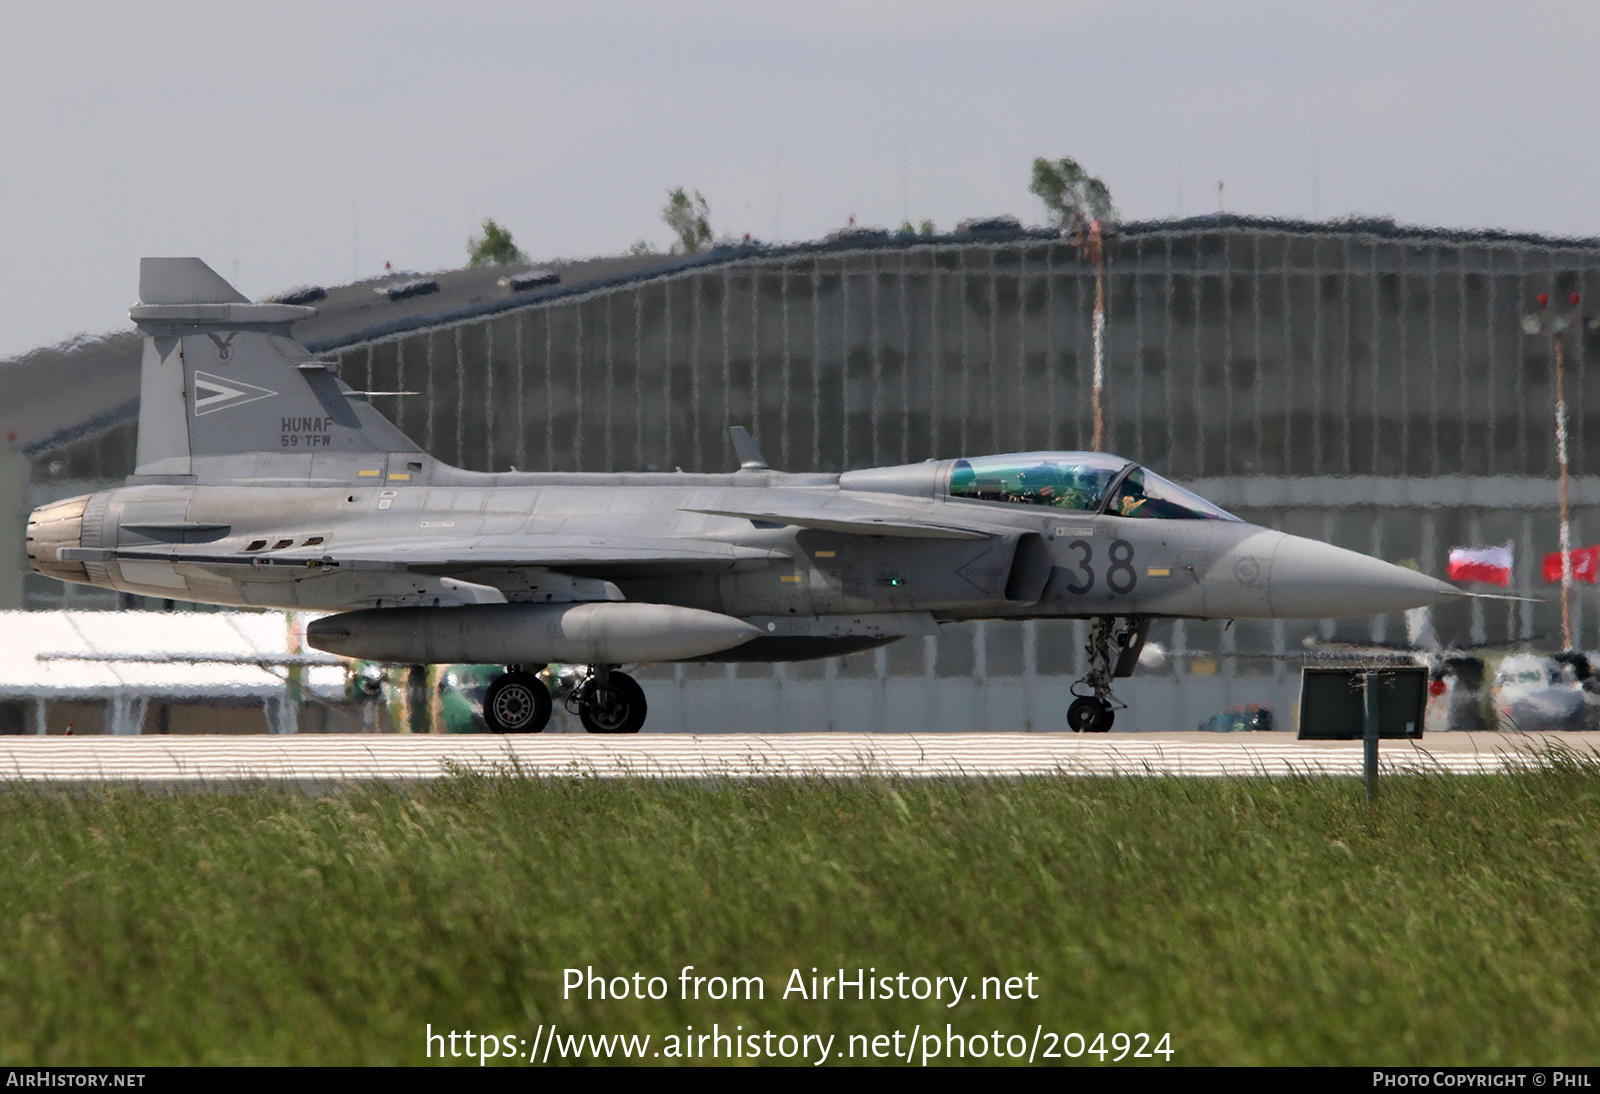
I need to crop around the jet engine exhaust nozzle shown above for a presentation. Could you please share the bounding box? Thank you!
[26,494,91,585]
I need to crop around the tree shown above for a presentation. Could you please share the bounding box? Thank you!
[467,218,526,266]
[662,188,713,254]
[1029,157,1115,230]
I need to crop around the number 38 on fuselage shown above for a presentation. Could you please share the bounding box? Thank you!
[788,450,1448,625]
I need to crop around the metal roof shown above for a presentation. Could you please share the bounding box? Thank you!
[0,252,682,455]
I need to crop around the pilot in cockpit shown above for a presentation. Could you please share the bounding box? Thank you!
[1112,475,1148,517]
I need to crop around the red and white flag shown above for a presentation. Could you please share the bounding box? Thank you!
[1542,544,1600,584]
[1448,544,1513,586]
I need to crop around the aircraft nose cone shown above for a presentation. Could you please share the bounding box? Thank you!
[1269,534,1459,619]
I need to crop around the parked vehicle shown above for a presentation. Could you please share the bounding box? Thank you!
[1490,652,1587,733]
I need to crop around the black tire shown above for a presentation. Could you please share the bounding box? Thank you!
[483,671,552,733]
[1067,696,1114,734]
[577,672,648,734]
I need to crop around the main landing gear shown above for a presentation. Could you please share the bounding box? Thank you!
[568,665,648,734]
[483,669,553,733]
[1067,617,1150,734]
[481,664,649,734]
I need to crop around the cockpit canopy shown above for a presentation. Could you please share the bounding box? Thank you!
[946,453,1239,521]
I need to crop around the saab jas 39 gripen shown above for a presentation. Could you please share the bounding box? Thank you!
[26,258,1463,734]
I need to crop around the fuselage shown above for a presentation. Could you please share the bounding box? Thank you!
[28,451,1456,631]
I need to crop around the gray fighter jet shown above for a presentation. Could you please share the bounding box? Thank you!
[26,258,1462,734]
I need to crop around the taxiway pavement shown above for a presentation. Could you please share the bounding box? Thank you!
[0,731,1591,786]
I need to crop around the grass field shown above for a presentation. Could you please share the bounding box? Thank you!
[1,755,1597,1066]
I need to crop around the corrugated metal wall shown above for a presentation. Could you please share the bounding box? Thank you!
[334,229,1600,479]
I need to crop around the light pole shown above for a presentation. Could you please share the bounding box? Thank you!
[1522,291,1581,650]
[1085,219,1107,453]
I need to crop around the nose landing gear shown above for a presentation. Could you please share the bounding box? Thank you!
[1067,617,1150,733]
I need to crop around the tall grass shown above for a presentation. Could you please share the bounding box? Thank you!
[0,756,1596,1064]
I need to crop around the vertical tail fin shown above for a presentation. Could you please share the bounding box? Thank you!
[130,258,421,484]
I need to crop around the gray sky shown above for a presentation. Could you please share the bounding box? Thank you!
[2,1,1597,360]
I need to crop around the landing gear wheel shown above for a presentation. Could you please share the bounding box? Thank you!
[1067,696,1114,734]
[576,672,648,734]
[483,671,552,734]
